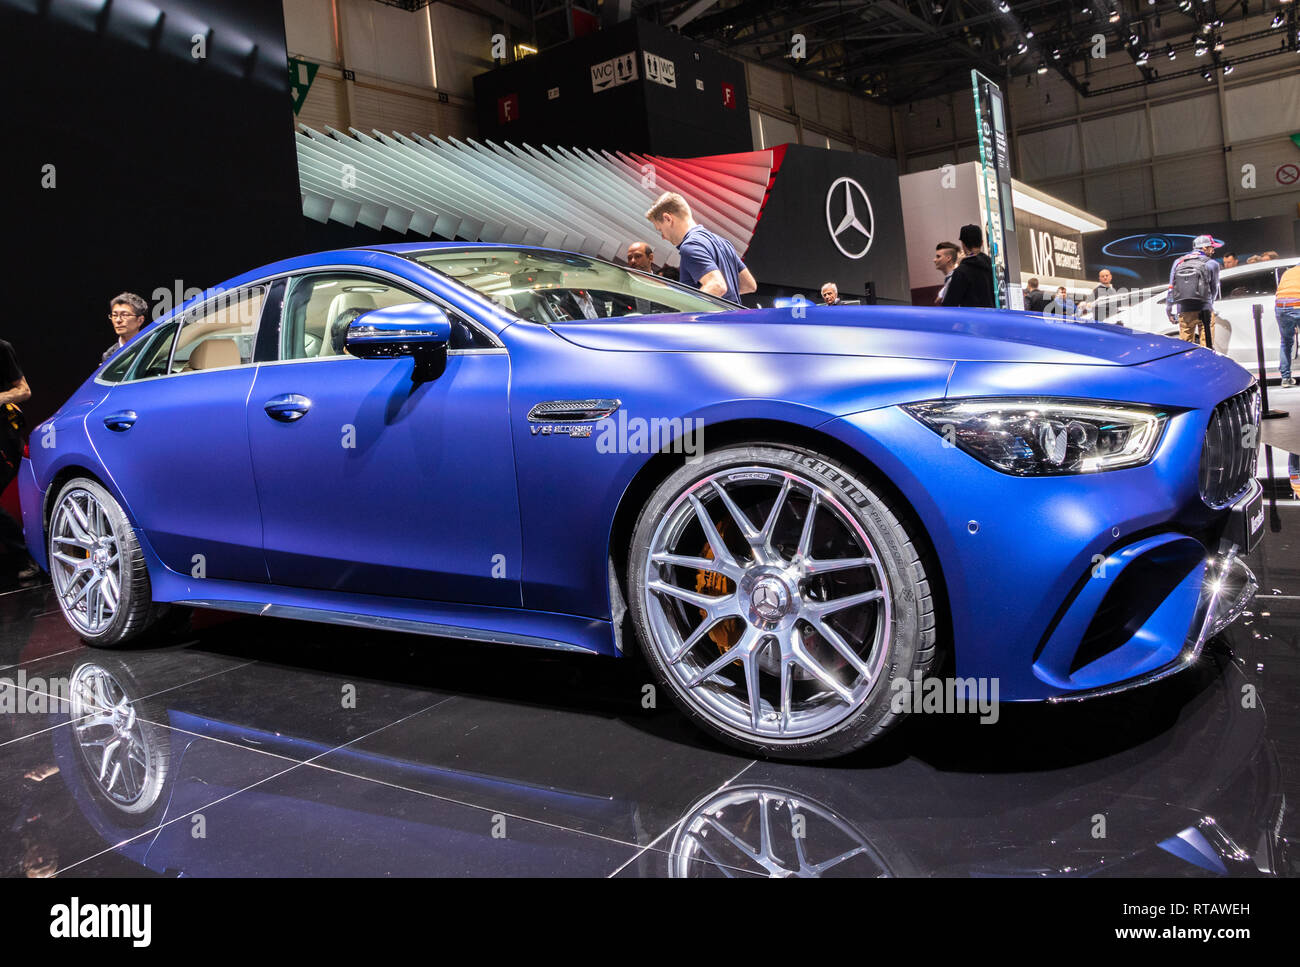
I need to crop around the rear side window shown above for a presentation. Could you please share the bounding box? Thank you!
[119,322,181,382]
[1224,271,1277,298]
[168,286,267,374]
[99,339,148,383]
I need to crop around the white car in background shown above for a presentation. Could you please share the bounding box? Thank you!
[1104,257,1300,375]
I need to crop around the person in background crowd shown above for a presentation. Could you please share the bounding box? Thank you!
[1222,253,1238,269]
[1089,269,1118,322]
[820,282,842,305]
[1167,234,1221,348]
[659,264,680,282]
[0,339,37,580]
[645,192,755,304]
[1045,286,1076,318]
[1275,261,1300,388]
[942,226,995,308]
[934,242,960,305]
[626,242,656,274]
[1023,277,1049,312]
[1246,255,1263,264]
[1261,251,1280,261]
[104,292,148,362]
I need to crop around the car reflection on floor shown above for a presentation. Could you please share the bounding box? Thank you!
[1,468,1298,877]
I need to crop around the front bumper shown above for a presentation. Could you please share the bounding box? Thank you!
[1046,545,1257,702]
[819,355,1258,701]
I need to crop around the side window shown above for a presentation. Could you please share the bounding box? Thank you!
[278,274,494,360]
[280,275,423,361]
[1225,271,1277,299]
[99,338,149,383]
[168,286,267,375]
[124,322,181,382]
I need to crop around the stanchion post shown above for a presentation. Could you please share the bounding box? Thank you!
[1255,303,1288,420]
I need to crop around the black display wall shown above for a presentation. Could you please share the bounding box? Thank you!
[0,0,302,424]
[1084,214,1297,289]
[474,18,751,158]
[743,145,910,305]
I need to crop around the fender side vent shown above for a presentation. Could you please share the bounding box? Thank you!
[528,399,621,422]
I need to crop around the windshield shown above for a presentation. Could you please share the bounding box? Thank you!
[409,247,737,324]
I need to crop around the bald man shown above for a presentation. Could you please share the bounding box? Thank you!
[627,242,656,274]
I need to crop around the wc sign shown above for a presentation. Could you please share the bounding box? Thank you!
[643,51,676,88]
[591,52,638,92]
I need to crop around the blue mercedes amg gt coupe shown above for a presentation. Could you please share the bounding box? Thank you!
[21,244,1263,758]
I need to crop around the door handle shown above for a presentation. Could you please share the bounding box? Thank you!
[102,410,137,432]
[264,394,312,423]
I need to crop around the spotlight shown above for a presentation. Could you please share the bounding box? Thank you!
[1195,42,1208,55]
[1223,60,1234,73]
[1136,49,1150,64]
[1026,28,1035,37]
[1202,67,1213,79]
[1052,47,1062,59]
[998,0,1010,11]
[1130,33,1140,44]
[1201,23,1212,32]
[1178,0,1192,8]
[1167,43,1177,59]
[1214,37,1225,50]
[1272,13,1285,26]
[1081,4,1091,12]
[1109,10,1121,21]
[1037,61,1048,72]
[1016,40,1028,53]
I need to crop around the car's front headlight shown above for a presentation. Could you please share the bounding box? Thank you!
[904,398,1169,475]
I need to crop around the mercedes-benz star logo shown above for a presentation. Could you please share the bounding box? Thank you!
[826,176,875,260]
[751,581,785,620]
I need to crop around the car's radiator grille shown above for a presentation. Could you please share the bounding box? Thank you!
[1199,385,1261,508]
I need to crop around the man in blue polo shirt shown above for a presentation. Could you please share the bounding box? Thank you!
[645,192,757,305]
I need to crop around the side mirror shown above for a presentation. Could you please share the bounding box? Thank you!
[346,303,452,382]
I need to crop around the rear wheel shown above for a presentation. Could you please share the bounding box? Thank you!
[627,444,938,759]
[48,478,187,647]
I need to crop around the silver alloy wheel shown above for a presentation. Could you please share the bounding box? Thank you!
[669,786,887,878]
[49,488,123,636]
[642,466,892,739]
[69,664,154,809]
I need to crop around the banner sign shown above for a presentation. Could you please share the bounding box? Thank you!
[972,71,1020,308]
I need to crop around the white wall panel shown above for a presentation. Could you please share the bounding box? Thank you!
[817,86,850,136]
[430,3,497,98]
[907,149,957,172]
[1153,153,1225,211]
[747,62,788,110]
[284,0,338,64]
[792,77,820,124]
[1081,109,1148,169]
[1224,74,1300,143]
[755,112,797,149]
[341,0,434,88]
[1157,203,1230,226]
[1236,192,1300,220]
[1084,167,1154,219]
[1018,125,1082,180]
[1150,94,1219,157]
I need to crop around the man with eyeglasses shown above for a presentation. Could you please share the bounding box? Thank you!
[104,292,148,362]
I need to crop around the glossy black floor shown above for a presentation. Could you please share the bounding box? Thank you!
[1,500,1298,878]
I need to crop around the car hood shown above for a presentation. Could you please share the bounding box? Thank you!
[549,305,1192,366]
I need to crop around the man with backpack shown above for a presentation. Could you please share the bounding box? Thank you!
[1166,235,1221,348]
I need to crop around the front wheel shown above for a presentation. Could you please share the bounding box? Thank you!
[48,478,186,647]
[627,444,939,760]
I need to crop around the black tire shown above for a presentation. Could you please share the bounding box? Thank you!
[47,477,189,648]
[627,443,938,760]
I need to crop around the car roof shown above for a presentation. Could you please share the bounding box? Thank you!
[1220,256,1300,277]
